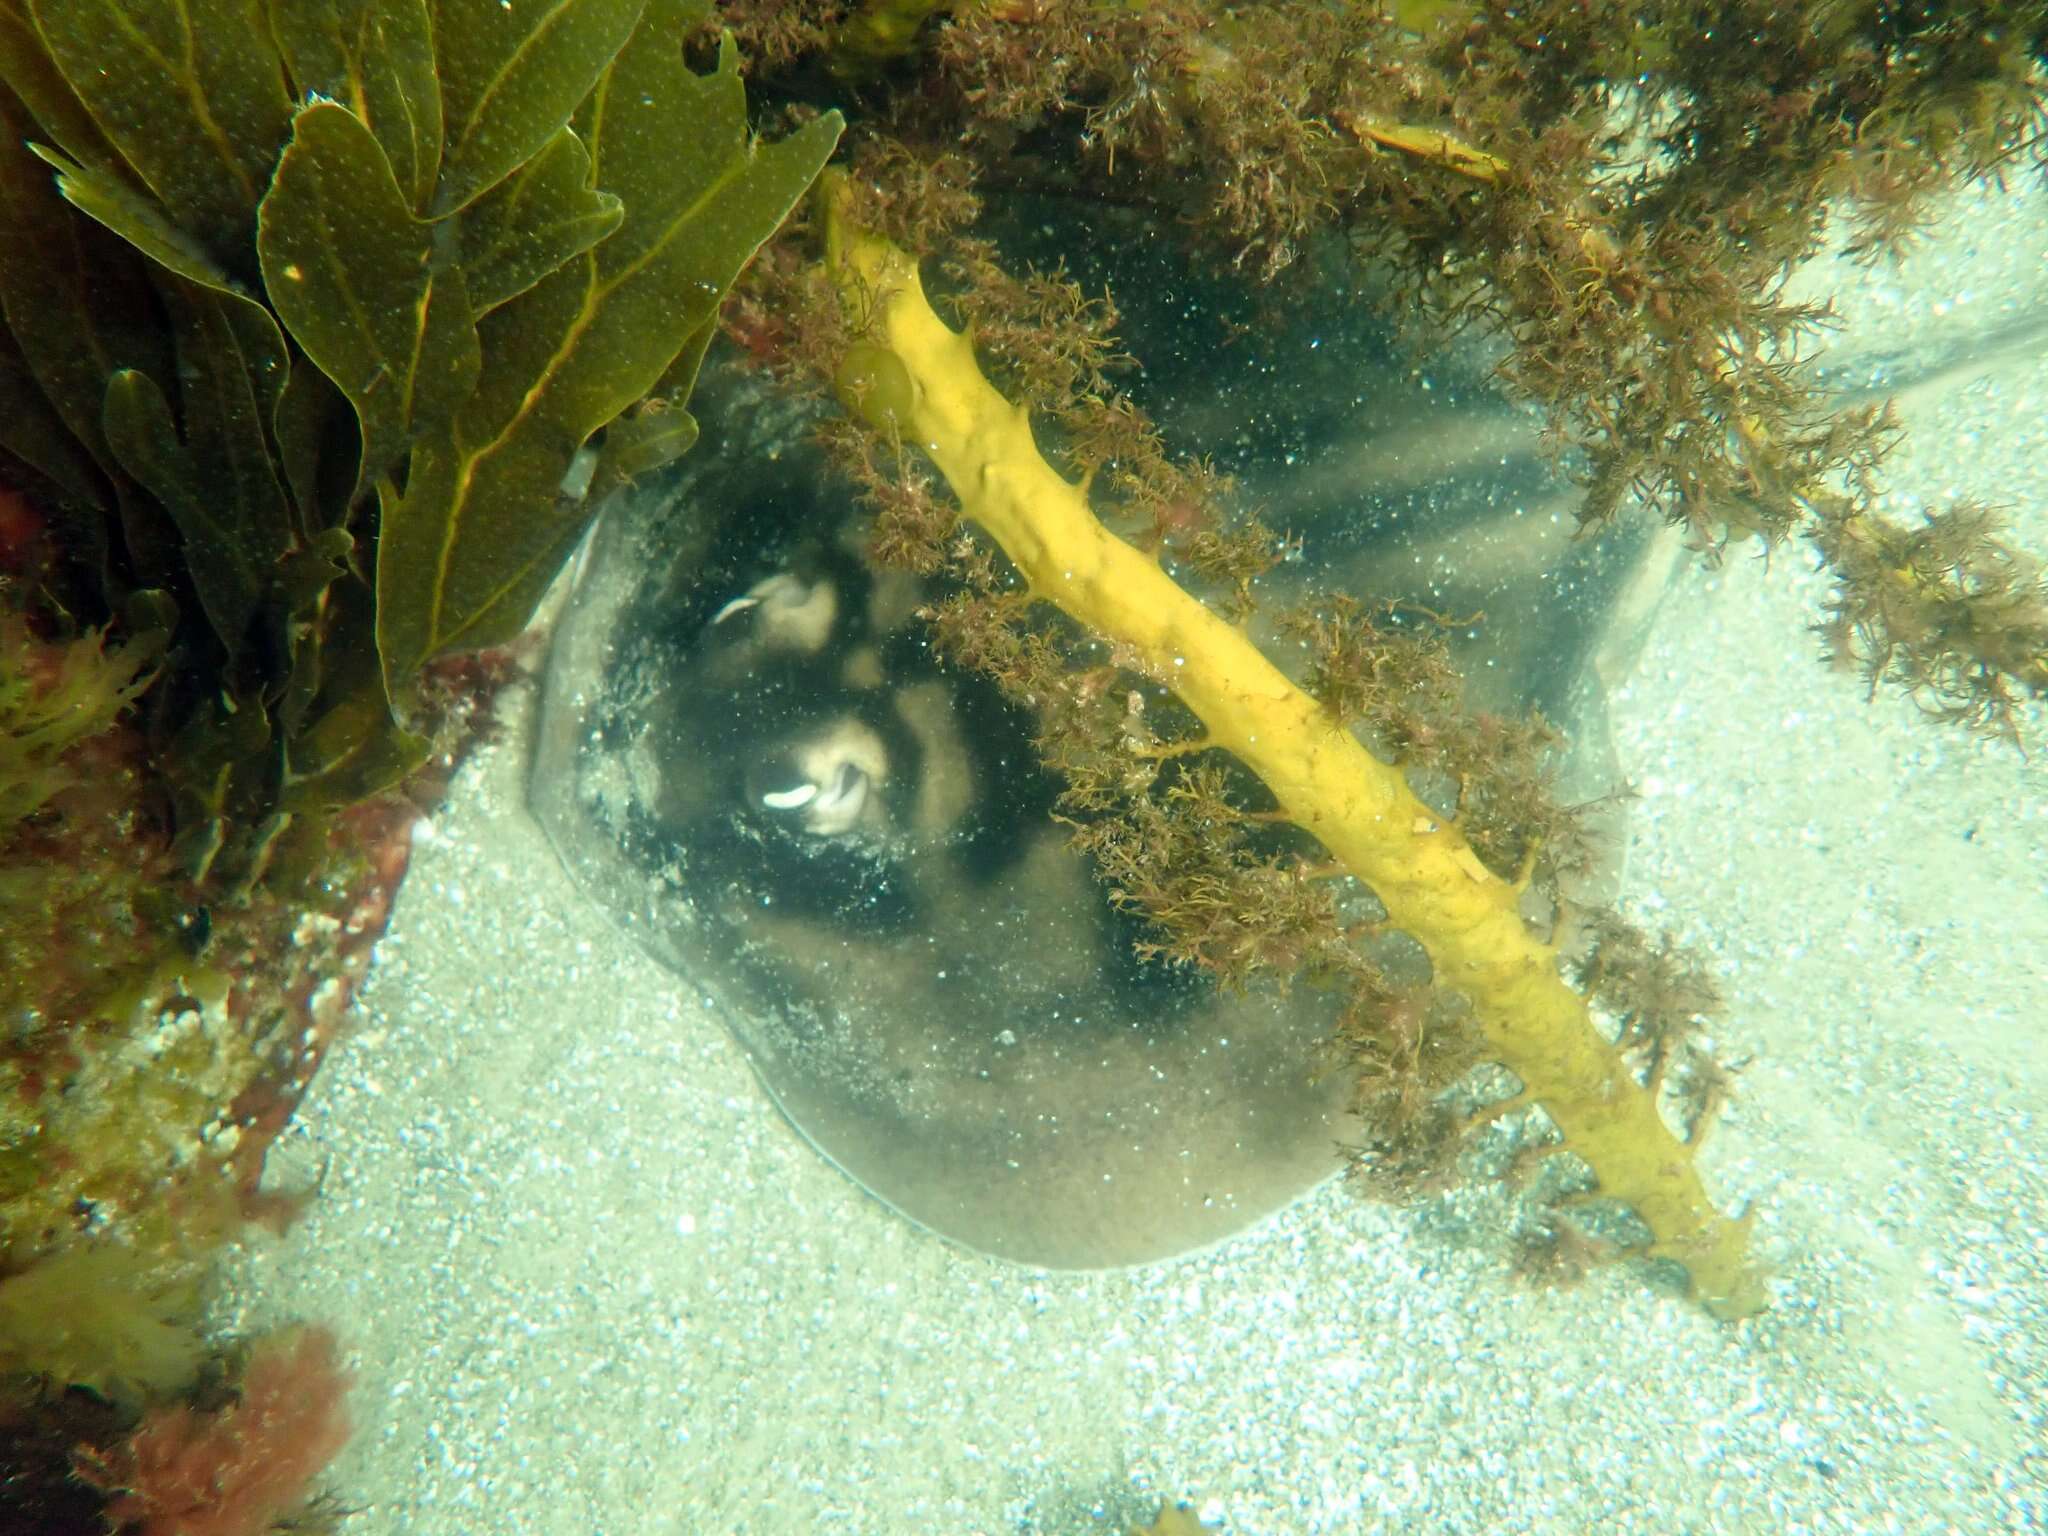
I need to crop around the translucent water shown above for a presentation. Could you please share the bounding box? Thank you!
[220,178,2048,1533]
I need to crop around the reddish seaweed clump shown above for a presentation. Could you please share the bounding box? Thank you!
[74,1327,352,1536]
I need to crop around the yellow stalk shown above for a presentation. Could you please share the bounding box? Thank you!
[1342,115,1509,182]
[820,175,1762,1318]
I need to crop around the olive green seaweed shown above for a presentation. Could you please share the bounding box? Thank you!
[427,0,645,216]
[27,0,293,273]
[257,99,485,499]
[28,138,252,301]
[0,0,841,881]
[0,85,170,500]
[372,13,842,686]
[0,3,838,1502]
[268,0,442,212]
[0,307,106,513]
[459,127,625,316]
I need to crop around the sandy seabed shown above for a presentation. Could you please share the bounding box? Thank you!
[221,182,2048,1535]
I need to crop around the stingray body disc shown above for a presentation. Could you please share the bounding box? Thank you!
[532,373,1359,1265]
[532,233,1671,1264]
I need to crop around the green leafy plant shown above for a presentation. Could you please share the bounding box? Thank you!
[0,0,841,887]
[0,6,839,1517]
[0,611,155,826]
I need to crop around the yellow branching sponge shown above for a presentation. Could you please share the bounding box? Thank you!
[820,177,1763,1319]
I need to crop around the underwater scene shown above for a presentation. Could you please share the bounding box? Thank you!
[231,178,2048,1536]
[1,3,2045,1533]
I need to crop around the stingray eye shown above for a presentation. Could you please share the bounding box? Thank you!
[708,570,839,657]
[748,719,889,837]
[710,592,762,626]
[757,777,820,812]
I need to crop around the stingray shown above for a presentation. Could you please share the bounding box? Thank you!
[528,214,1673,1268]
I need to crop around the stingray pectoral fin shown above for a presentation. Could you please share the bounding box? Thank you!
[750,998,1361,1269]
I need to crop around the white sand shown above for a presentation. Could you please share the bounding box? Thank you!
[221,182,2048,1534]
